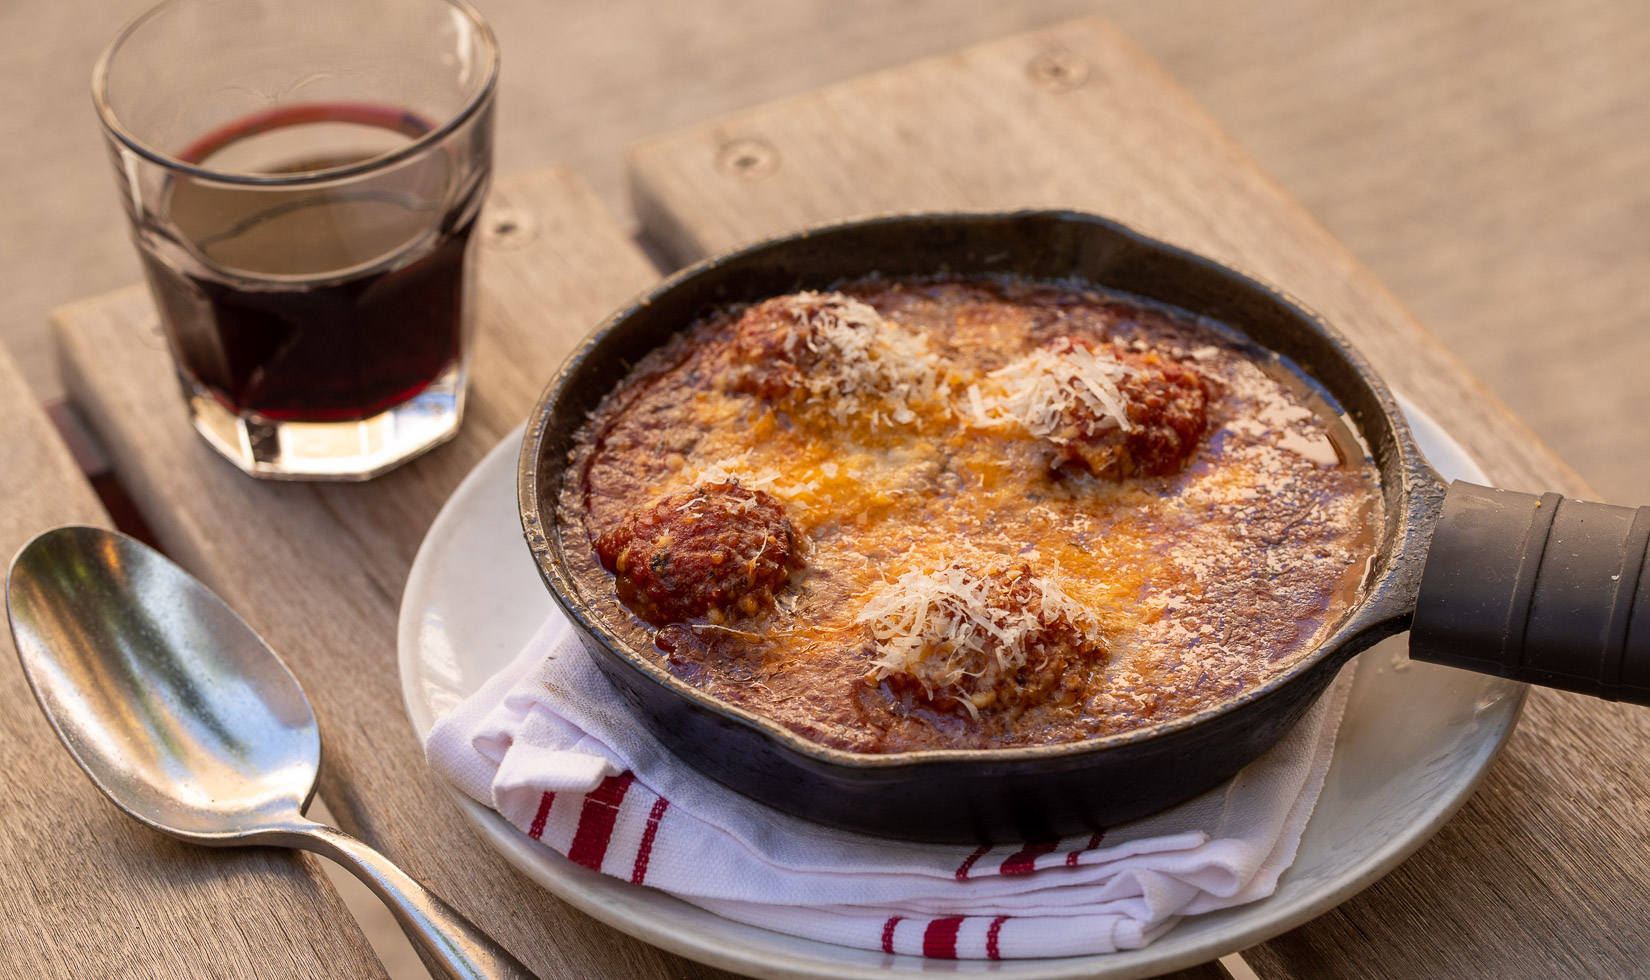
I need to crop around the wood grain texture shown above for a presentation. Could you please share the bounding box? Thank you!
[53,169,739,979]
[1103,0,1650,507]
[8,0,1647,508]
[0,349,385,977]
[624,17,1650,978]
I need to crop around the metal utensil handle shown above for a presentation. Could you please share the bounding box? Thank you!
[1411,481,1650,702]
[283,821,538,980]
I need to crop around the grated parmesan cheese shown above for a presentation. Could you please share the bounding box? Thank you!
[693,452,820,505]
[855,560,1105,693]
[767,292,938,425]
[964,340,1135,439]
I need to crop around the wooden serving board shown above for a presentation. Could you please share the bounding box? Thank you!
[0,346,386,978]
[623,16,1650,980]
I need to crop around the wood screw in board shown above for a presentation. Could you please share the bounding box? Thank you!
[140,315,168,350]
[715,138,779,180]
[1026,49,1088,92]
[482,207,537,249]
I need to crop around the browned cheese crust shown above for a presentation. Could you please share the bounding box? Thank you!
[561,278,1383,753]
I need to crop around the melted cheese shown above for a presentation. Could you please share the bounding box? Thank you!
[693,452,821,506]
[570,279,1385,752]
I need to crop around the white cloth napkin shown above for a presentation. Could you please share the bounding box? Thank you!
[426,612,1352,960]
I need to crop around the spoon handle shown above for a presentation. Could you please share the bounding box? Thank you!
[281,820,537,980]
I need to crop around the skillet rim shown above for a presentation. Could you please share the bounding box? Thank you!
[517,207,1430,773]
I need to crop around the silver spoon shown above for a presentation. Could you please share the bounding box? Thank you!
[6,525,536,980]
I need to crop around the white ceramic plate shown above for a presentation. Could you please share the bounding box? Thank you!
[399,397,1524,979]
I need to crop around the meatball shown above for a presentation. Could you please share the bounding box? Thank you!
[859,561,1107,720]
[725,293,837,401]
[1047,338,1210,478]
[594,482,796,626]
[723,291,936,423]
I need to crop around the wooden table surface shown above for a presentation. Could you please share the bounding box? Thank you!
[5,13,1647,980]
[0,356,388,975]
[6,0,1645,507]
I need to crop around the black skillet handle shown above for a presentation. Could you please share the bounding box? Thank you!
[1410,482,1650,703]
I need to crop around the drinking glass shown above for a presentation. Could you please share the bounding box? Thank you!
[94,0,498,480]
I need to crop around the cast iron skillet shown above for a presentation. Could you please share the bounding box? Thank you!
[517,210,1650,844]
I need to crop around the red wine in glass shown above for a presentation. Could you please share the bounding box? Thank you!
[137,103,484,423]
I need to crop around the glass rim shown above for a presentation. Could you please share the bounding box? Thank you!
[91,0,499,187]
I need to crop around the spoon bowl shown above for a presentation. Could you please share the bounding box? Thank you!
[7,525,317,842]
[7,525,534,980]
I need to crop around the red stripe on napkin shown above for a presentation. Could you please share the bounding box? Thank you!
[567,773,635,871]
[1065,830,1107,867]
[631,796,670,884]
[923,917,964,959]
[527,792,555,840]
[881,916,903,954]
[986,915,1009,960]
[954,844,992,880]
[1000,840,1059,875]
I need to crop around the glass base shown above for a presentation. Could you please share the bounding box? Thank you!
[184,363,466,481]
